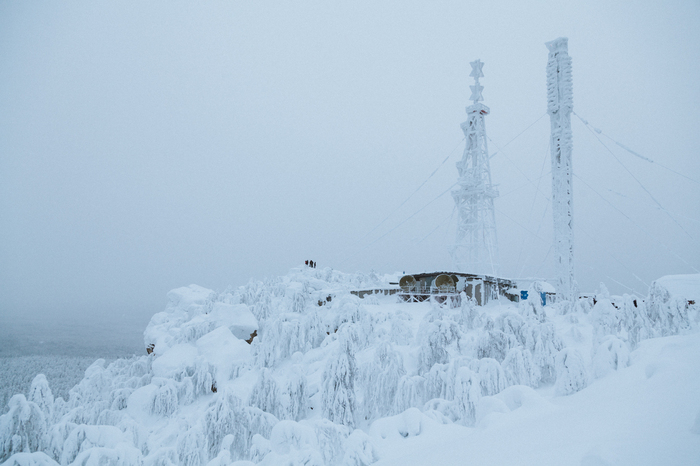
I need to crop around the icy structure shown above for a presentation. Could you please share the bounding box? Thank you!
[546,37,575,303]
[0,267,698,465]
[451,59,500,275]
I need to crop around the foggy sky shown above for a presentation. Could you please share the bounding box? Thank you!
[1,0,699,336]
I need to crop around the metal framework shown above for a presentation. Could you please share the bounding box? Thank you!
[451,60,500,276]
[546,38,575,302]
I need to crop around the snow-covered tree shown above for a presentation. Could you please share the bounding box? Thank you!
[502,346,540,387]
[151,379,179,417]
[393,375,426,414]
[519,282,547,322]
[284,366,308,422]
[554,348,588,396]
[0,395,47,462]
[592,336,630,379]
[477,324,517,363]
[526,322,563,385]
[250,368,281,419]
[361,341,405,421]
[458,292,479,330]
[342,429,378,466]
[177,424,206,466]
[454,367,481,426]
[203,392,240,461]
[322,336,357,428]
[417,319,459,374]
[28,375,53,423]
[471,358,508,396]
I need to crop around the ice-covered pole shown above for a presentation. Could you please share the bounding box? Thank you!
[451,59,500,276]
[546,37,575,303]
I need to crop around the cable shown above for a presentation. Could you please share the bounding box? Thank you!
[576,118,696,243]
[349,137,465,249]
[488,136,551,203]
[574,173,698,273]
[489,112,548,160]
[515,140,551,277]
[575,222,648,295]
[368,182,459,247]
[494,206,550,244]
[418,205,456,244]
[499,171,552,198]
[574,112,700,186]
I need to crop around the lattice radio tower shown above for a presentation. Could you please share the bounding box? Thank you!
[451,60,500,276]
[546,38,575,302]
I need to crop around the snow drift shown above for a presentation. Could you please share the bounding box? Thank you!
[1,269,699,465]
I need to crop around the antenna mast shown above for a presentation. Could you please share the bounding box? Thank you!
[546,38,575,302]
[451,59,500,276]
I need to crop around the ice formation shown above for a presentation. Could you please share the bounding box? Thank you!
[546,37,575,303]
[1,269,698,465]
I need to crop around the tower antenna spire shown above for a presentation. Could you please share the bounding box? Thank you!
[451,59,500,276]
[546,37,575,303]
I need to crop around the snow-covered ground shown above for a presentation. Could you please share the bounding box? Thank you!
[1,267,698,465]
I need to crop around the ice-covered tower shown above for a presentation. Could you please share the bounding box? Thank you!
[451,59,500,275]
[546,38,575,302]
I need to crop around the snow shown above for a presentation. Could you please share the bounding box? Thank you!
[1,266,699,465]
[210,303,258,341]
[653,274,700,302]
[151,344,199,378]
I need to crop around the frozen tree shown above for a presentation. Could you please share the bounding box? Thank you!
[393,376,426,414]
[525,322,563,385]
[342,430,378,466]
[454,367,481,426]
[292,286,307,314]
[254,313,325,367]
[502,346,540,387]
[203,392,241,461]
[312,419,349,465]
[477,324,517,363]
[519,282,546,322]
[495,313,528,347]
[201,392,277,462]
[191,358,214,397]
[251,289,273,323]
[249,368,281,419]
[389,315,413,345]
[59,425,128,465]
[151,379,179,417]
[322,337,357,428]
[646,283,692,336]
[205,434,234,466]
[618,294,650,350]
[0,395,47,462]
[28,375,53,423]
[285,366,308,422]
[361,341,405,421]
[177,425,206,466]
[425,363,453,402]
[250,434,271,463]
[554,348,587,396]
[417,319,460,374]
[471,358,508,396]
[590,297,620,345]
[110,388,132,411]
[458,292,479,329]
[592,336,630,379]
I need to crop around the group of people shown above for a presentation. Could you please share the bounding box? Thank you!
[305,260,316,268]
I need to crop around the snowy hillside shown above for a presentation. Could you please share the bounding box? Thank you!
[1,267,699,466]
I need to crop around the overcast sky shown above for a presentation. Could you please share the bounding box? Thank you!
[1,0,699,337]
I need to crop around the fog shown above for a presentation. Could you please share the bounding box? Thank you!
[1,0,698,353]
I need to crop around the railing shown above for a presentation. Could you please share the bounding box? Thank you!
[398,285,458,295]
